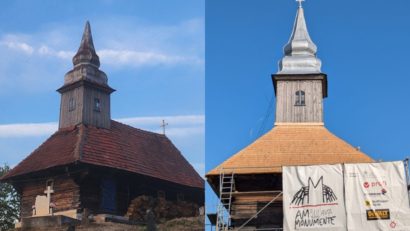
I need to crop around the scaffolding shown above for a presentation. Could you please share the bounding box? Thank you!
[216,170,235,230]
[405,158,410,206]
[213,167,283,231]
[211,159,410,231]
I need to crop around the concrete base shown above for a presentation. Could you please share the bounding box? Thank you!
[93,214,146,225]
[21,215,80,228]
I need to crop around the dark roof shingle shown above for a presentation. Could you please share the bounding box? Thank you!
[2,120,203,189]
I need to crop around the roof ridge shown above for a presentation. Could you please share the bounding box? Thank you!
[73,124,87,160]
[111,119,167,138]
[322,126,369,154]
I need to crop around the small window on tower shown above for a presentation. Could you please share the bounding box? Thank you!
[94,98,101,112]
[295,90,305,106]
[69,98,76,111]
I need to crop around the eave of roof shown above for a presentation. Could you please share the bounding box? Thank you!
[206,125,374,177]
[1,120,204,189]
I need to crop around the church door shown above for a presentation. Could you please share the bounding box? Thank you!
[100,177,117,213]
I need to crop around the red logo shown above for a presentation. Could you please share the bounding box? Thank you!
[390,221,397,228]
[364,182,369,188]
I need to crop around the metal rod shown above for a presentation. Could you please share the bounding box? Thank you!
[237,192,283,230]
[405,157,410,206]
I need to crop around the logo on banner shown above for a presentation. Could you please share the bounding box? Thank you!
[366,209,390,220]
[291,176,338,206]
[289,176,339,229]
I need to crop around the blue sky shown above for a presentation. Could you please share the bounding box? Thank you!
[0,1,204,175]
[205,0,410,226]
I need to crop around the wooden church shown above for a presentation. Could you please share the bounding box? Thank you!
[1,22,204,221]
[206,3,373,230]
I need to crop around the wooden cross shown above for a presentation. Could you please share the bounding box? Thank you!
[297,0,305,8]
[160,119,168,135]
[44,185,54,211]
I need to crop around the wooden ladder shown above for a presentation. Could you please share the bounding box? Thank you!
[216,170,235,231]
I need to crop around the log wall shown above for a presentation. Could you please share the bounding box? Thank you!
[20,175,80,218]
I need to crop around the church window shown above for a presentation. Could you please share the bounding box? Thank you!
[295,90,305,106]
[94,98,101,112]
[69,98,76,111]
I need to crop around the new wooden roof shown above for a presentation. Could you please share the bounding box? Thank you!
[206,125,373,176]
[2,120,204,189]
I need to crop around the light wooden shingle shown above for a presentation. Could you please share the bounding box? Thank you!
[207,125,373,176]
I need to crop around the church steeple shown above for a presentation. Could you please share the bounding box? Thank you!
[272,2,327,124]
[72,21,100,68]
[57,21,115,129]
[278,3,321,74]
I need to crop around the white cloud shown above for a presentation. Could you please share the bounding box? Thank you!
[118,115,204,137]
[98,49,202,67]
[0,38,202,68]
[0,115,204,138]
[0,17,204,68]
[118,115,204,126]
[37,45,74,59]
[0,122,57,138]
[1,40,34,55]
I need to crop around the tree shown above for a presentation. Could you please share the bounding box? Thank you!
[0,164,20,231]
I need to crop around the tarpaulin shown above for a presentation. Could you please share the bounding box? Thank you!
[344,161,410,231]
[283,164,347,231]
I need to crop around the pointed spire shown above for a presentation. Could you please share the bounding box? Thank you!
[277,4,321,74]
[72,21,100,68]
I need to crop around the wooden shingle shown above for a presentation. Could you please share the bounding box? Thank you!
[207,125,373,176]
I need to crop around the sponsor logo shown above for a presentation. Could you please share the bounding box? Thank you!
[363,181,387,188]
[366,209,390,220]
[390,221,397,228]
[290,176,337,207]
[365,200,371,207]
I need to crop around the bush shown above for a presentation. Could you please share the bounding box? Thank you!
[0,164,20,231]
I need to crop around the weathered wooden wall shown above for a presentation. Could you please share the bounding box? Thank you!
[59,84,111,129]
[82,86,111,128]
[16,165,203,219]
[59,86,84,128]
[79,167,204,216]
[275,80,323,123]
[20,175,80,218]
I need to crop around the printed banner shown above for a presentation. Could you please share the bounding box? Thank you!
[283,164,347,231]
[344,161,410,230]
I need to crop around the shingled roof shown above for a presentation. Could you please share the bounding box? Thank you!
[2,120,204,189]
[207,125,373,176]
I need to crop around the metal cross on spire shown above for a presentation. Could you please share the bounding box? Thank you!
[297,0,305,8]
[160,119,168,135]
